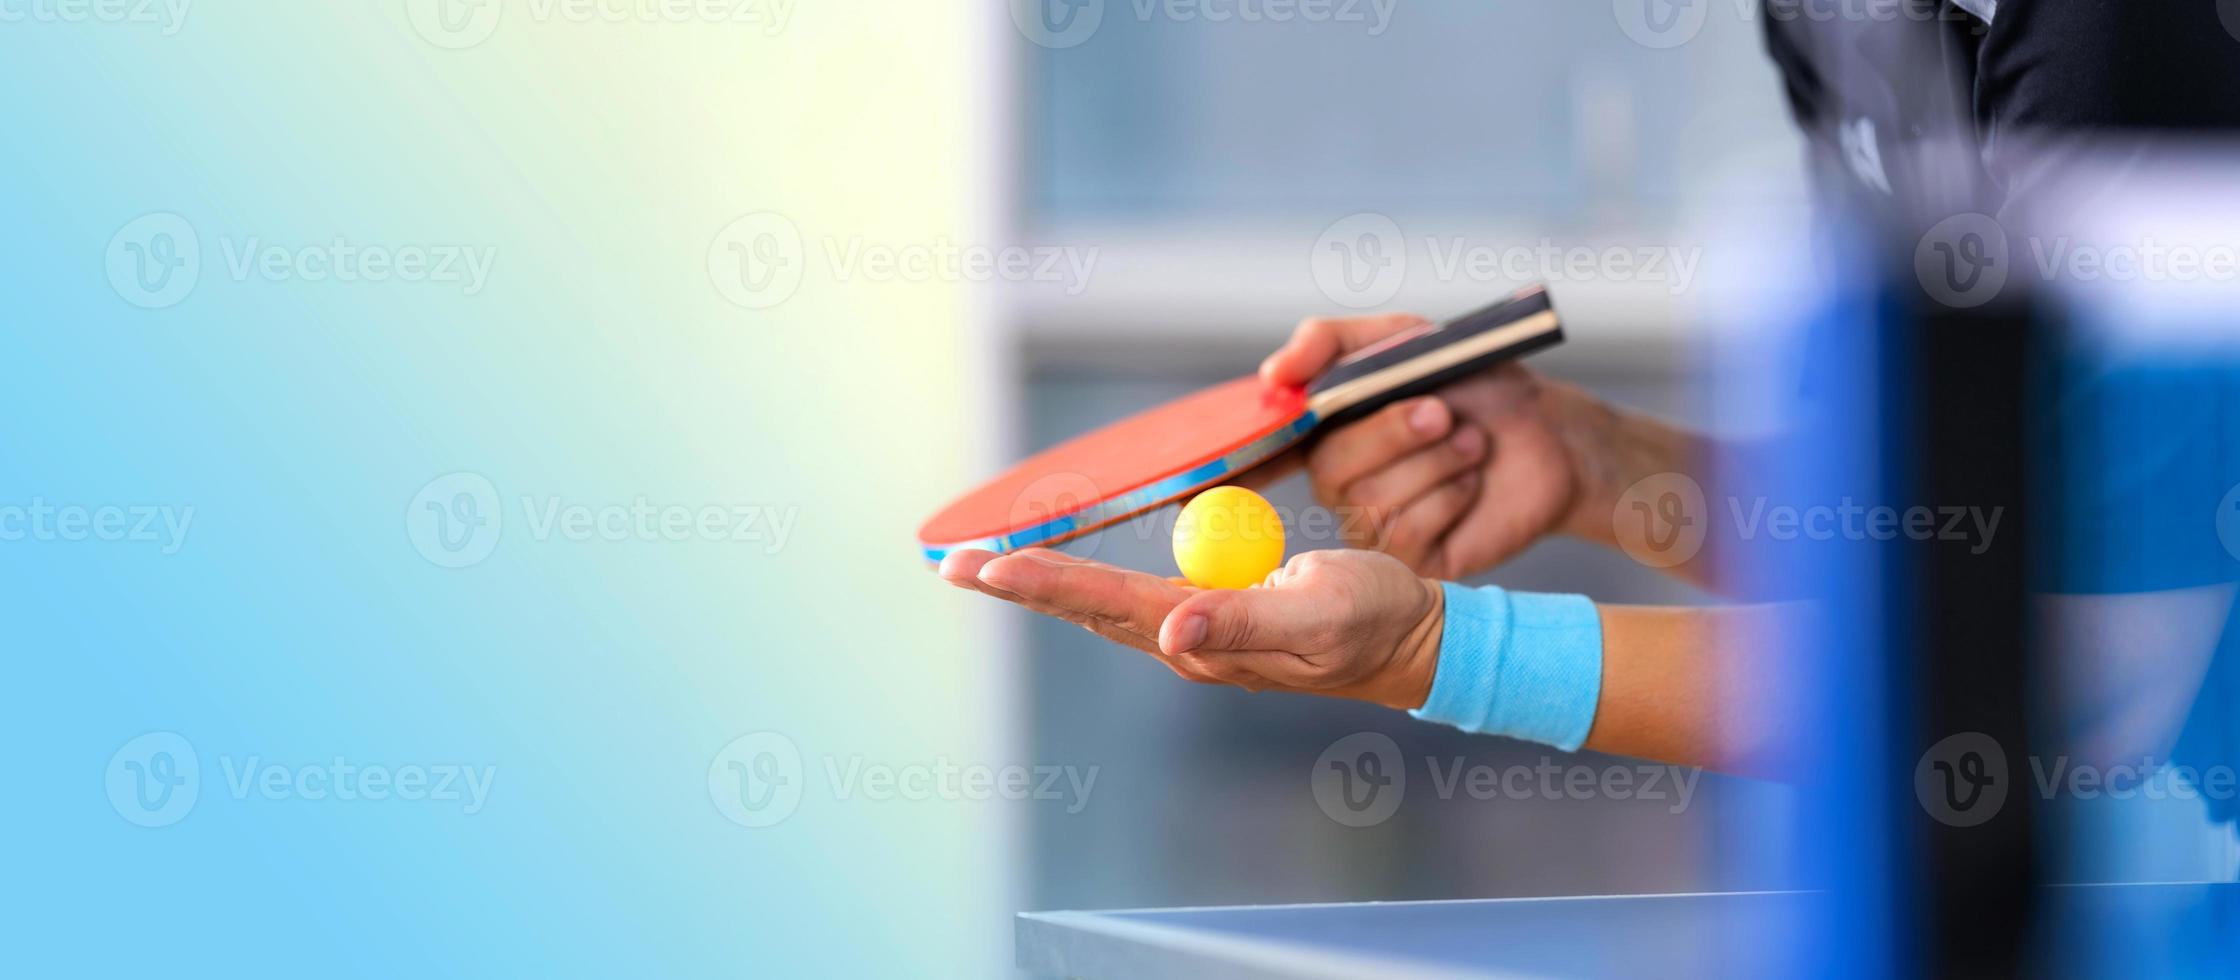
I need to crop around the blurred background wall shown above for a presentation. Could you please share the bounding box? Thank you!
[8,3,1018,976]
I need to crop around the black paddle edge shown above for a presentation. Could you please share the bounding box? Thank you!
[1306,288,1563,433]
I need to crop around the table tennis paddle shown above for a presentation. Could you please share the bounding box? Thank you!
[917,283,1563,561]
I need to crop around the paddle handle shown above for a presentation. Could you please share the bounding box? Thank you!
[1303,284,1564,430]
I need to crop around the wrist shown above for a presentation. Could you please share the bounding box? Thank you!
[1546,381,1697,547]
[1409,584,1605,751]
[1378,577,1445,711]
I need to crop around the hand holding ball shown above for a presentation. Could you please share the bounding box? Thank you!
[1172,486,1286,589]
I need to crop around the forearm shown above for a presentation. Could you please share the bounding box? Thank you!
[1542,379,1726,592]
[1408,581,1795,776]
[2034,586,2235,768]
[1584,603,1792,776]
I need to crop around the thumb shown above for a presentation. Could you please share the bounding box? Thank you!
[1258,338,1331,389]
[1160,586,1326,656]
[1258,314,1429,388]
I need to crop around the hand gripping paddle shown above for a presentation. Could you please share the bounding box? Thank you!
[917,283,1564,561]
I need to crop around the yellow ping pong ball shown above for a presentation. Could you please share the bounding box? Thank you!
[1173,485,1285,590]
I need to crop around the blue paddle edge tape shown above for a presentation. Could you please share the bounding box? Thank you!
[920,411,1319,562]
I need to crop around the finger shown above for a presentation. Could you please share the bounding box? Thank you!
[962,561,1113,626]
[969,551,1123,614]
[1008,546,1097,565]
[945,549,1145,639]
[1376,471,1481,573]
[945,550,1057,604]
[941,549,1038,605]
[986,555,1227,682]
[1173,651,1280,692]
[945,553,1232,686]
[950,552,1273,691]
[968,556,1226,677]
[1001,548,1188,625]
[1259,314,1431,388]
[1306,397,1452,504]
[1340,424,1486,511]
[979,550,1189,641]
[1191,649,1325,689]
[1141,646,1233,686]
[1159,584,1332,657]
[938,549,1001,585]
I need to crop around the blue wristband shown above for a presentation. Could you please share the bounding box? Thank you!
[1409,583,1605,751]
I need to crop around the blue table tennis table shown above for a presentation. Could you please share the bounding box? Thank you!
[1019,883,2239,978]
